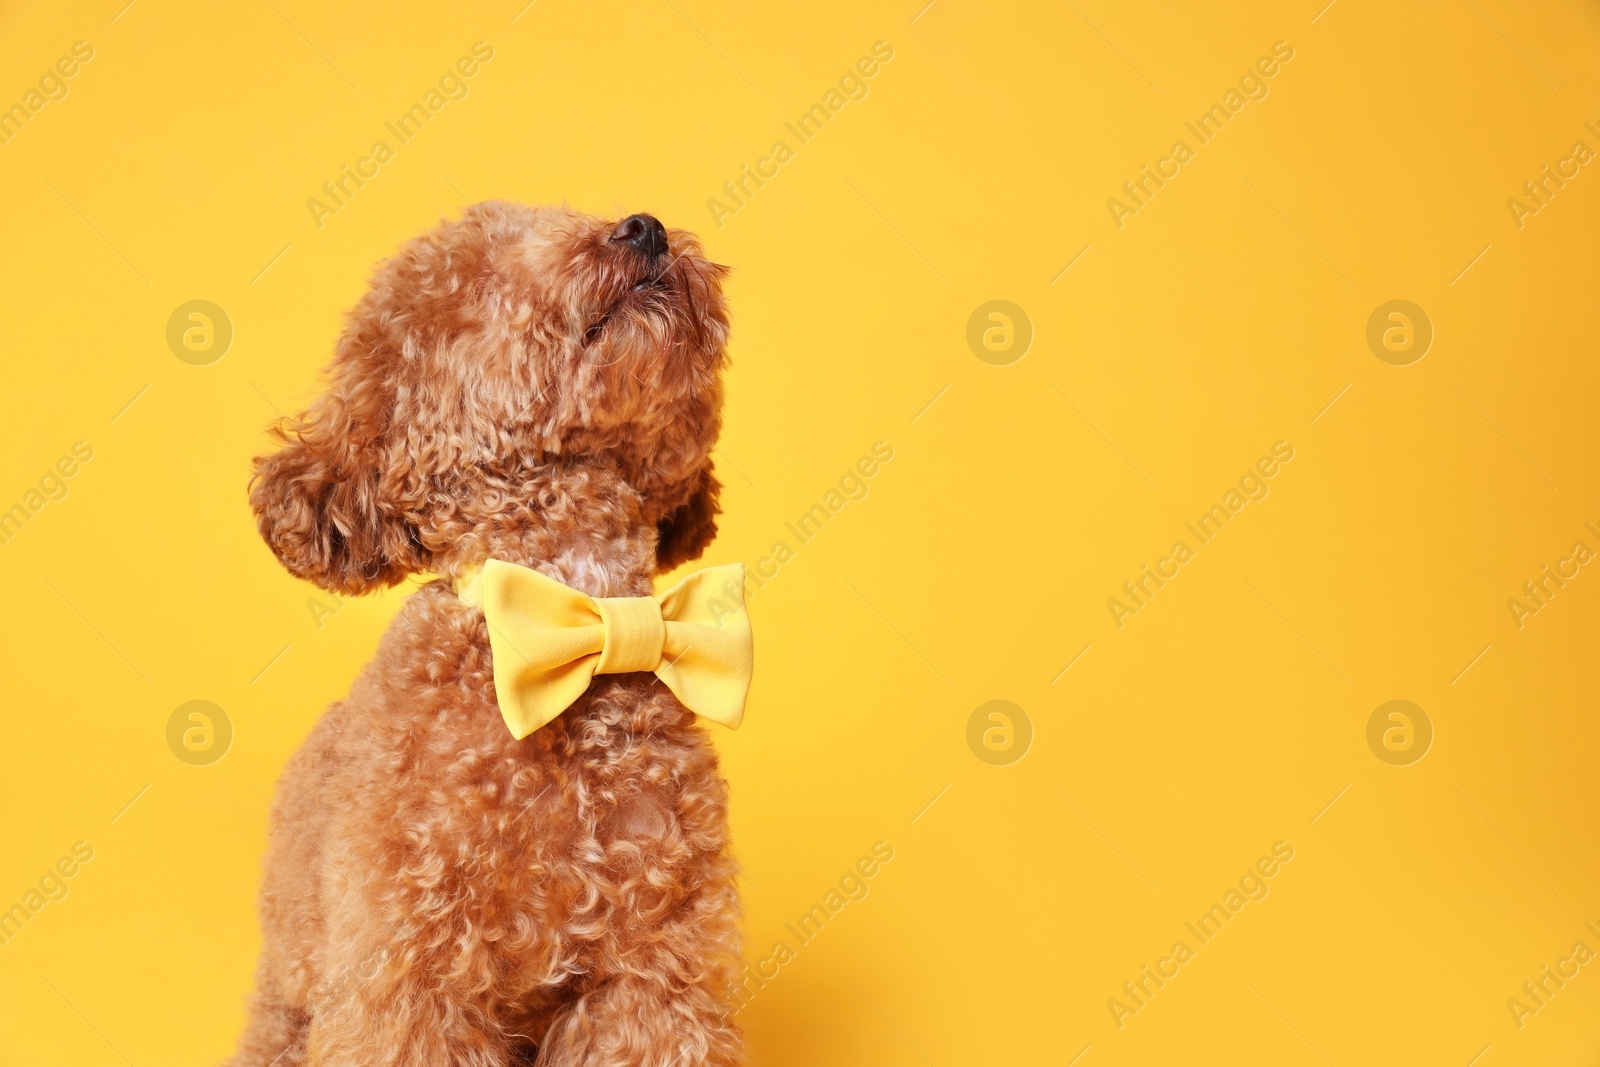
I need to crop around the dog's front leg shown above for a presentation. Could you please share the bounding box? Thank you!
[535,968,741,1067]
[536,785,743,1066]
[305,930,514,1067]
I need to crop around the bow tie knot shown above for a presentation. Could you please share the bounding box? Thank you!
[457,559,752,738]
[594,595,667,674]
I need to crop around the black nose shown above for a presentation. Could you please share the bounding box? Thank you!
[611,213,668,258]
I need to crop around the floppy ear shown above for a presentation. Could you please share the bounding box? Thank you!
[249,388,425,595]
[656,468,722,571]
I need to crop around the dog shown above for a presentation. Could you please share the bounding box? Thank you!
[230,202,745,1067]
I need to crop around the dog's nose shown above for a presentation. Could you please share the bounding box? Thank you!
[610,214,668,259]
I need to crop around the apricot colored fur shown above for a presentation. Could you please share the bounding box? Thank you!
[230,202,742,1067]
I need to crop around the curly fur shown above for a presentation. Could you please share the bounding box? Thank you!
[231,203,743,1067]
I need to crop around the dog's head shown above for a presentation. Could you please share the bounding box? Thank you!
[250,202,731,595]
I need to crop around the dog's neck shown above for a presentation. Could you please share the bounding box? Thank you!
[433,461,659,599]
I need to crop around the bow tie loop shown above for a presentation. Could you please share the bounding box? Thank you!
[458,559,752,739]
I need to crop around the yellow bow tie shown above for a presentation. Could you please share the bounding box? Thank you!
[457,559,752,739]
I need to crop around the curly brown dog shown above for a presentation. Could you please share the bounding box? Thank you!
[231,202,744,1067]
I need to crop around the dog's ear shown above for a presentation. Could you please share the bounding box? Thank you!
[656,467,722,571]
[250,386,425,595]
